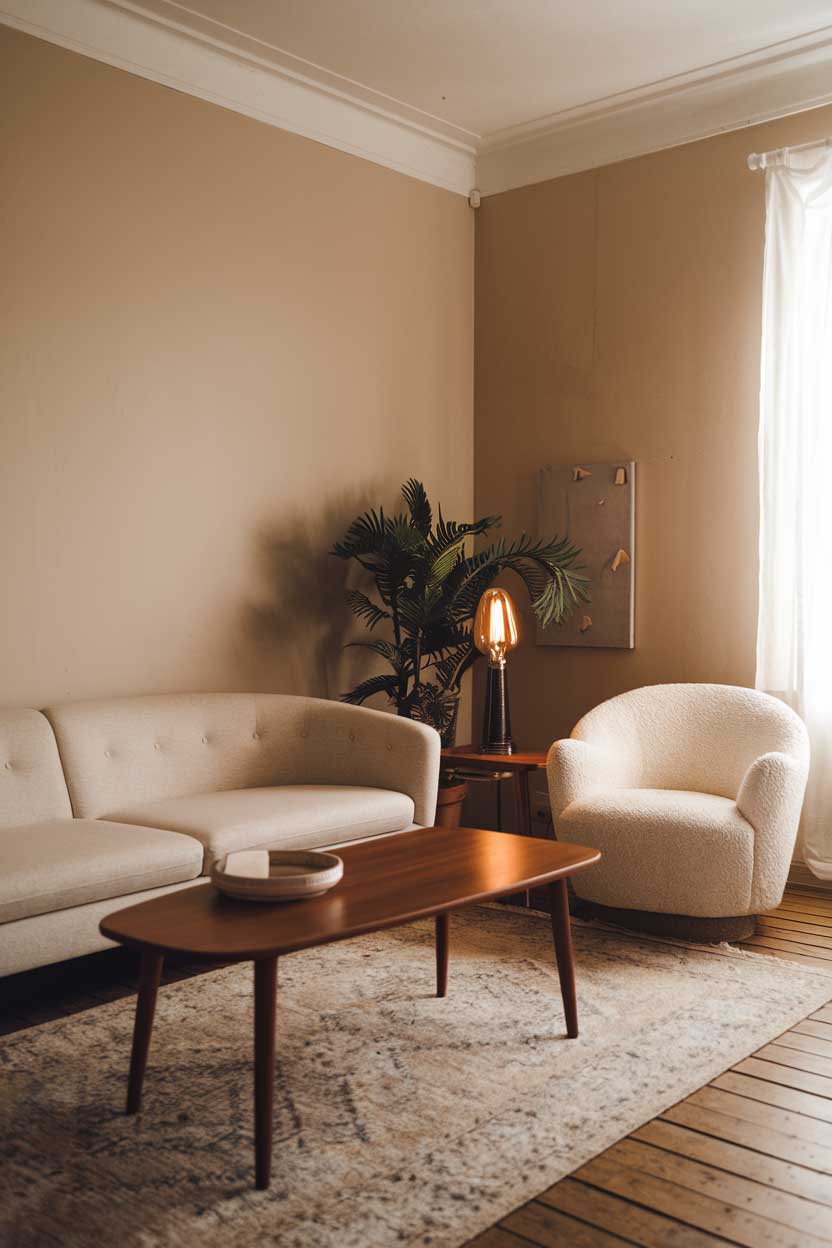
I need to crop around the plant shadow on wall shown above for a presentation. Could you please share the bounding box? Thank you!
[331,480,590,744]
[245,491,382,698]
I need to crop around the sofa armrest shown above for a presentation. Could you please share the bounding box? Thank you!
[737,750,809,911]
[300,699,441,826]
[546,738,629,823]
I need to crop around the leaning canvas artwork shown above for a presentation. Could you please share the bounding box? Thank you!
[537,461,635,648]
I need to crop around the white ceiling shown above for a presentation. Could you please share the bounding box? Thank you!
[122,0,832,141]
[5,0,832,194]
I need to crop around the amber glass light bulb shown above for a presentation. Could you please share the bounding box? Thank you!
[474,588,519,667]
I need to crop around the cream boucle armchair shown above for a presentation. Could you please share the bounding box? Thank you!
[547,684,810,940]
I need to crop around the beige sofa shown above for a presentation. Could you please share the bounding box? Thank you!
[0,693,440,977]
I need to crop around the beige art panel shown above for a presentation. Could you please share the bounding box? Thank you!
[538,462,635,649]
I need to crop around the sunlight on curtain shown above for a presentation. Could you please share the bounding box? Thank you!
[756,144,832,878]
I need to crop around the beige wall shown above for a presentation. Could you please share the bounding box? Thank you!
[0,27,473,712]
[475,103,832,750]
[5,17,831,754]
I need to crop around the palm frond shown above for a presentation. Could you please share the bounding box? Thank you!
[393,593,419,633]
[419,510,502,612]
[402,681,459,736]
[497,534,590,627]
[441,548,505,620]
[341,673,399,705]
[420,618,471,655]
[429,644,478,693]
[401,479,432,536]
[531,569,588,625]
[388,513,428,554]
[428,508,499,558]
[330,508,389,559]
[444,535,590,629]
[425,540,466,593]
[345,590,390,631]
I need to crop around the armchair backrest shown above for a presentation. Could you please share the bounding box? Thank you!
[573,683,807,798]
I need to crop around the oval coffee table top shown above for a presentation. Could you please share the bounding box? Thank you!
[100,826,600,961]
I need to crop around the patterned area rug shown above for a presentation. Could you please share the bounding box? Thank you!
[2,905,831,1248]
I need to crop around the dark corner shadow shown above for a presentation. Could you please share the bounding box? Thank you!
[239,486,381,700]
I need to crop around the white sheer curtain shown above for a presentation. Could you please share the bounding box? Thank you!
[756,143,832,878]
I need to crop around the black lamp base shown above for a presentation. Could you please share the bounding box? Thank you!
[481,663,514,755]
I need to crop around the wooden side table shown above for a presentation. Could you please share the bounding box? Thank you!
[441,745,548,840]
[441,747,549,907]
[441,748,589,919]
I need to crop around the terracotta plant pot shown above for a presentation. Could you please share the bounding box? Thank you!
[435,780,468,829]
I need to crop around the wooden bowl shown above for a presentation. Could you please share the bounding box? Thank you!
[211,849,343,902]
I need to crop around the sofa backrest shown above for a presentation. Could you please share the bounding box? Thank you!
[43,693,321,819]
[44,691,432,820]
[573,682,809,799]
[0,708,73,828]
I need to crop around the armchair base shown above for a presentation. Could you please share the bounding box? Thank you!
[586,902,757,944]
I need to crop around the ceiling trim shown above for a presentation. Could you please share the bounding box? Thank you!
[4,0,832,199]
[478,24,832,195]
[107,0,481,149]
[0,0,477,196]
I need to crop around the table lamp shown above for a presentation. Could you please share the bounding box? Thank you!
[474,587,519,754]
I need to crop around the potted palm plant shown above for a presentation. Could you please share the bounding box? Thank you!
[332,480,589,823]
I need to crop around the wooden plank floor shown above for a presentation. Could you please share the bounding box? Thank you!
[467,884,832,1248]
[2,886,832,1247]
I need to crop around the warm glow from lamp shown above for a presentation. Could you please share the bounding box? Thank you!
[474,588,520,667]
[475,588,519,753]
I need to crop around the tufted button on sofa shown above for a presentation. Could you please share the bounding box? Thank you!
[547,683,810,940]
[0,693,440,976]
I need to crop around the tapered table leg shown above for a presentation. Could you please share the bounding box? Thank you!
[514,771,533,905]
[254,957,278,1190]
[513,771,533,838]
[549,879,578,1038]
[126,950,164,1114]
[435,911,449,997]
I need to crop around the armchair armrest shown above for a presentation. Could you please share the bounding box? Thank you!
[301,699,441,826]
[737,751,810,911]
[546,738,631,823]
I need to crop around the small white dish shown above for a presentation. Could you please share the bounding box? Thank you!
[211,849,343,902]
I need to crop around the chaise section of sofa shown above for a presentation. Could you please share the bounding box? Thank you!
[0,694,441,976]
[0,707,203,976]
[0,820,202,925]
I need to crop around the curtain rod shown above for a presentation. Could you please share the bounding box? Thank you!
[747,136,832,170]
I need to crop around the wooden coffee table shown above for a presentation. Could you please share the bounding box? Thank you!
[100,826,599,1189]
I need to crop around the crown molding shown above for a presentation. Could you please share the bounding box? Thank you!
[107,0,481,150]
[0,0,477,196]
[478,25,832,195]
[4,0,832,200]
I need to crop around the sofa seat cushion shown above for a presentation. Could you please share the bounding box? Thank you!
[103,785,416,870]
[0,820,203,925]
[558,788,755,918]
